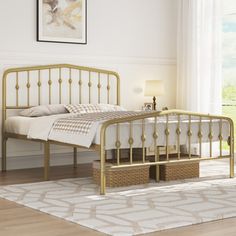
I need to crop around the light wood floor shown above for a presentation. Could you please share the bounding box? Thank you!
[1,164,236,236]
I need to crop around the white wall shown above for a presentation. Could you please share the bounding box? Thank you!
[0,0,177,58]
[0,0,177,169]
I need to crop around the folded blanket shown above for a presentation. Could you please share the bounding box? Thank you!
[49,111,148,147]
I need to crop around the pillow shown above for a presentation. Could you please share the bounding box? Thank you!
[98,104,126,112]
[64,104,126,114]
[64,104,102,114]
[19,104,68,117]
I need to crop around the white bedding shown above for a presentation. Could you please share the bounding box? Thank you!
[5,114,72,137]
[5,113,230,150]
[5,116,34,135]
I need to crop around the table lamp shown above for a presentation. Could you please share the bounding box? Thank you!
[144,80,165,110]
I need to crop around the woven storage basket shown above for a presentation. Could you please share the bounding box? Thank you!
[93,160,150,187]
[149,154,199,181]
[111,149,130,159]
[111,149,148,162]
[159,162,199,181]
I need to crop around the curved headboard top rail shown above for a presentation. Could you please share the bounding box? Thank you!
[2,64,120,77]
[2,63,120,120]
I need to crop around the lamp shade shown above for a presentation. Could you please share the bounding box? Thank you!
[144,80,165,96]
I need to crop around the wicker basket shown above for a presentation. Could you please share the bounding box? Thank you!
[149,154,199,181]
[111,149,130,159]
[111,149,148,161]
[159,162,199,181]
[93,160,150,187]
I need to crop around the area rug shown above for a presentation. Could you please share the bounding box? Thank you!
[0,160,235,236]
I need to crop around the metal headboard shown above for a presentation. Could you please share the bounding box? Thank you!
[2,64,120,122]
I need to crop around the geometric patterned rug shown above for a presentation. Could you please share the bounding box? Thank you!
[0,160,235,236]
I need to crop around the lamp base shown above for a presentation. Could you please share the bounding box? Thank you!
[153,96,156,110]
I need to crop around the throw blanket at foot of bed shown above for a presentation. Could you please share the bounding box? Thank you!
[50,111,152,147]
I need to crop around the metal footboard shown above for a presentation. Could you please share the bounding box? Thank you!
[99,109,234,195]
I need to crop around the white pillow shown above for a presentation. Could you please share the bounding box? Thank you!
[19,104,68,117]
[64,104,126,114]
[98,104,126,112]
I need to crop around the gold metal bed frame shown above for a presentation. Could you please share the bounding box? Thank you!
[2,64,235,195]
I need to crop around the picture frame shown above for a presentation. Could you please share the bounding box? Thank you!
[37,0,87,44]
[144,102,153,111]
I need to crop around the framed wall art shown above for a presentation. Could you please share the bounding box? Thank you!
[143,102,153,111]
[37,0,87,44]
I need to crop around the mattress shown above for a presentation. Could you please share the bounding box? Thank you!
[93,118,229,149]
[5,114,230,150]
[5,113,71,136]
[5,116,35,135]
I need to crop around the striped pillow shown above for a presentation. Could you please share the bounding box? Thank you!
[64,104,102,114]
[64,104,126,114]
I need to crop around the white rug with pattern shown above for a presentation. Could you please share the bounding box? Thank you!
[0,160,236,236]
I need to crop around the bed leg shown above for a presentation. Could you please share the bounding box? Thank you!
[229,134,234,178]
[44,142,50,181]
[156,165,160,182]
[230,152,234,178]
[100,148,106,195]
[1,137,7,172]
[73,147,77,168]
[156,147,160,182]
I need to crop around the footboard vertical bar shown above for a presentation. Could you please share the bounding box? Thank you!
[165,115,169,161]
[176,114,181,160]
[198,117,202,158]
[129,122,134,164]
[230,120,234,178]
[116,124,121,165]
[107,74,110,104]
[79,70,82,104]
[38,70,41,105]
[88,71,91,104]
[188,115,192,159]
[141,119,146,163]
[59,68,62,104]
[2,70,7,172]
[15,72,19,107]
[69,69,72,104]
[219,119,223,158]
[27,71,30,106]
[153,116,159,181]
[100,128,106,195]
[44,142,50,181]
[2,137,7,172]
[48,69,52,104]
[209,118,213,157]
[73,147,77,168]
[98,73,101,104]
